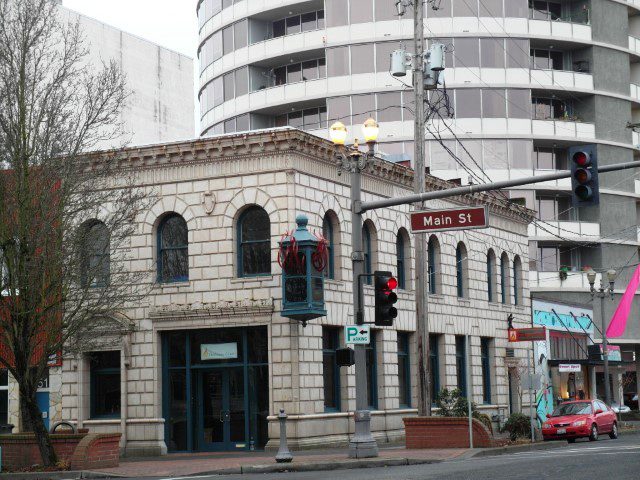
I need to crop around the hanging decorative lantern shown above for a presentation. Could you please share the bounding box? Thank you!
[278,215,327,326]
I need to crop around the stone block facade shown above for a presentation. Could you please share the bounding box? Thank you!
[7,129,534,455]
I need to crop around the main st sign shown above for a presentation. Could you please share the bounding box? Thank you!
[410,206,489,234]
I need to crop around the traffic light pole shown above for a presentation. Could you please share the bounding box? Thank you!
[347,143,379,459]
[359,160,640,213]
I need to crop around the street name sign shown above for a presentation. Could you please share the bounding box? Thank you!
[508,327,547,342]
[345,325,370,345]
[559,364,581,373]
[410,206,489,234]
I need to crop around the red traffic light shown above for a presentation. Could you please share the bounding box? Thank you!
[572,151,590,167]
[386,277,398,291]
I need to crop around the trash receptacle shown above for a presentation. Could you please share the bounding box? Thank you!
[0,425,14,434]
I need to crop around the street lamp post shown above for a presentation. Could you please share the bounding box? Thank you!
[587,269,617,405]
[330,119,379,459]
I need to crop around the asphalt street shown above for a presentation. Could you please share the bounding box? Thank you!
[152,432,640,480]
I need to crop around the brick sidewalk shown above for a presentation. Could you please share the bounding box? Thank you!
[93,447,469,477]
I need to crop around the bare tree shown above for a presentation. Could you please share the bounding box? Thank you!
[0,0,148,466]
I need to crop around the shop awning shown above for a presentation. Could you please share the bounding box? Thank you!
[547,359,632,367]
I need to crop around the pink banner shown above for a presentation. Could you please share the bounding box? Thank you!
[606,264,640,338]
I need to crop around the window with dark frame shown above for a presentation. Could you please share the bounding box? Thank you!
[80,220,110,288]
[237,206,271,277]
[273,10,324,38]
[158,214,189,283]
[456,243,466,298]
[90,351,121,419]
[322,215,335,280]
[322,328,341,411]
[500,253,509,304]
[429,334,440,404]
[365,331,378,409]
[363,223,373,285]
[397,333,411,407]
[428,236,438,295]
[481,338,492,404]
[487,250,496,302]
[455,336,467,398]
[396,232,406,290]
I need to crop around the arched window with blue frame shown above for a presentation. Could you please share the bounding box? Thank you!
[513,255,523,306]
[455,242,468,298]
[427,235,440,295]
[157,213,189,283]
[500,252,511,304]
[487,249,497,302]
[362,220,377,285]
[396,228,410,290]
[237,206,271,277]
[322,211,339,280]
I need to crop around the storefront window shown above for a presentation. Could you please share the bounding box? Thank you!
[90,351,121,418]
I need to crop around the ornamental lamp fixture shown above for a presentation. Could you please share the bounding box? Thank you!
[329,121,348,146]
[362,117,379,144]
[586,269,596,288]
[279,215,328,326]
[606,269,617,288]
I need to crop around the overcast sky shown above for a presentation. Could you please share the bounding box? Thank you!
[63,0,198,58]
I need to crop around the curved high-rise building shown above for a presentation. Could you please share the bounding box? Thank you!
[198,0,640,404]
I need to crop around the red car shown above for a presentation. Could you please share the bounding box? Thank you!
[542,400,618,443]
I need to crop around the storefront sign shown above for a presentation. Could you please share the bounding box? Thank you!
[508,327,546,342]
[201,343,238,361]
[558,364,582,373]
[601,344,622,362]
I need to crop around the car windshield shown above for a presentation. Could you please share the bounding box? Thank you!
[551,402,593,416]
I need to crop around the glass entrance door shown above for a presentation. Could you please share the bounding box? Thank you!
[198,368,246,451]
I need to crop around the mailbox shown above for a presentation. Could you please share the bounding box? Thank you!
[279,215,327,326]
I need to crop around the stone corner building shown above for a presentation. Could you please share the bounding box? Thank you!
[13,129,534,456]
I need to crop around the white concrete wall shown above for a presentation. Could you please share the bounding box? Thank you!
[61,7,195,149]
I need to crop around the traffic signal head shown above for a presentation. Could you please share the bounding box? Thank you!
[569,145,599,207]
[374,270,398,327]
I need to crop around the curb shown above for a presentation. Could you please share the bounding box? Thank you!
[180,457,444,477]
[0,471,120,480]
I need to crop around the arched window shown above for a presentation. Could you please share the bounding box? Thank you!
[322,211,339,280]
[456,242,468,298]
[487,249,497,302]
[362,220,377,285]
[427,235,441,295]
[237,206,271,277]
[158,214,189,283]
[80,220,110,288]
[396,229,410,290]
[500,252,511,304]
[513,256,523,306]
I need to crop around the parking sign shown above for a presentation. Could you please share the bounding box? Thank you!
[345,325,370,345]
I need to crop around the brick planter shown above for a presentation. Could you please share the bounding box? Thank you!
[403,417,495,448]
[0,433,86,470]
[0,432,121,471]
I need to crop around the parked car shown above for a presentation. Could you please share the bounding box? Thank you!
[542,400,618,443]
[611,402,631,415]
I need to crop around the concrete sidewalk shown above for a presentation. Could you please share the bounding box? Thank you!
[88,447,467,478]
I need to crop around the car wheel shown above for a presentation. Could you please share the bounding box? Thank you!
[609,422,618,440]
[589,424,598,442]
[567,438,576,444]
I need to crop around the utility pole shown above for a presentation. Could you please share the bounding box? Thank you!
[587,269,617,405]
[412,0,431,419]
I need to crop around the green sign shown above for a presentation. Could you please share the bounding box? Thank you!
[345,325,370,345]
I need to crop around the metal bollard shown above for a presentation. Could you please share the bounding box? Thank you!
[275,409,293,463]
